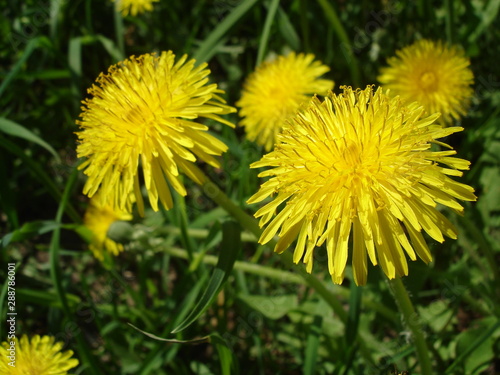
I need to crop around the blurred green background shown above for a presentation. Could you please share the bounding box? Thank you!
[1,0,500,374]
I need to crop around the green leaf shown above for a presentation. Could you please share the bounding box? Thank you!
[469,0,500,42]
[193,0,260,63]
[1,220,60,248]
[446,317,500,374]
[277,7,300,50]
[128,323,211,344]
[211,333,239,375]
[0,36,49,98]
[303,301,325,375]
[171,221,241,333]
[96,35,125,62]
[237,294,298,320]
[256,0,280,66]
[0,117,59,160]
[0,149,18,228]
[345,283,362,346]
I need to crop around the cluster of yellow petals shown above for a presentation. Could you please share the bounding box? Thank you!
[249,86,476,285]
[83,195,132,260]
[237,53,334,151]
[378,39,474,124]
[76,51,235,215]
[0,335,79,375]
[112,0,159,16]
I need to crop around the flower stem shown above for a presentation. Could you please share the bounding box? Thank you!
[388,278,433,374]
[200,178,261,239]
[197,172,377,367]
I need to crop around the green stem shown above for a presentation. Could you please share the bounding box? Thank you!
[457,214,500,289]
[113,2,125,58]
[388,278,433,374]
[157,245,398,322]
[299,0,310,52]
[200,178,261,239]
[196,172,377,367]
[256,0,280,66]
[444,0,455,44]
[315,0,361,87]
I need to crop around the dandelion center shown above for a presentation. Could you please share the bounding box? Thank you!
[419,71,438,91]
[76,51,236,214]
[249,86,476,285]
[378,39,474,123]
[237,52,334,151]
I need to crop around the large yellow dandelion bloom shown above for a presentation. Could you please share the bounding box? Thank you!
[112,0,159,16]
[76,51,236,215]
[237,52,334,151]
[0,335,79,374]
[83,195,132,260]
[248,86,476,286]
[378,39,474,124]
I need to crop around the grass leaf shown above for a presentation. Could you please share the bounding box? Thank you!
[171,221,241,333]
[0,117,60,160]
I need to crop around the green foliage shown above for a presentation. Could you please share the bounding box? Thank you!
[1,0,500,374]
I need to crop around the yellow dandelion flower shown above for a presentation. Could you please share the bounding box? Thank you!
[378,39,474,124]
[83,195,132,261]
[0,335,79,375]
[237,52,334,151]
[112,0,159,16]
[76,51,236,215]
[248,86,476,286]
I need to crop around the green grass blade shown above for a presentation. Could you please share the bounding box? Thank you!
[171,221,241,333]
[49,166,103,374]
[113,2,125,58]
[256,0,280,66]
[1,221,60,248]
[0,149,19,228]
[193,0,260,63]
[212,333,239,375]
[299,0,310,51]
[128,323,210,344]
[0,117,60,160]
[0,136,81,223]
[445,319,500,374]
[303,307,323,375]
[315,0,361,87]
[50,0,64,41]
[345,284,362,347]
[0,37,43,98]
[97,35,125,62]
[277,6,300,51]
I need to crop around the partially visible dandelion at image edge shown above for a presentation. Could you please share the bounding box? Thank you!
[0,335,79,375]
[237,52,334,151]
[248,85,477,286]
[378,39,474,124]
[112,0,159,16]
[76,51,236,215]
[83,195,132,261]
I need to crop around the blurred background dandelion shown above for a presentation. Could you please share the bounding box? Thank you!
[1,1,500,374]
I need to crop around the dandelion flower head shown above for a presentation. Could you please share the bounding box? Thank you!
[248,86,476,285]
[0,335,79,375]
[112,0,159,16]
[237,52,334,151]
[76,51,236,215]
[83,195,132,261]
[378,39,474,124]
